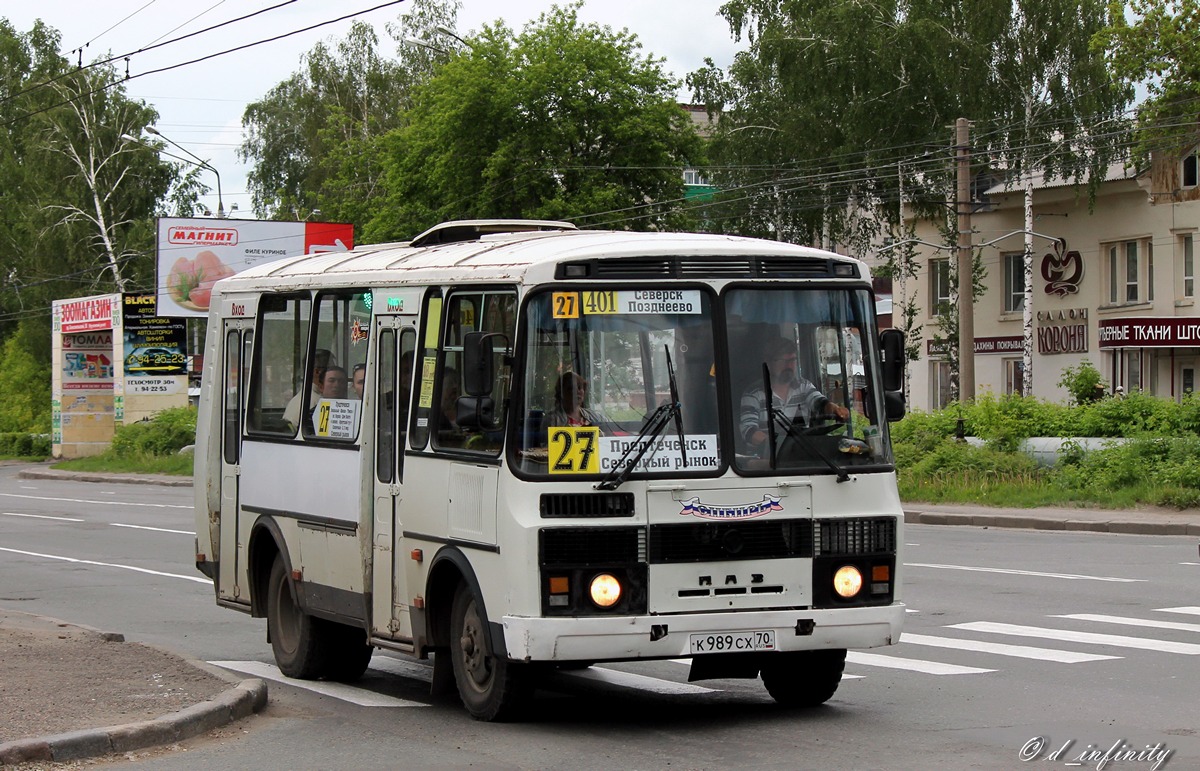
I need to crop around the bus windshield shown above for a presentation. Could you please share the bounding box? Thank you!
[515,288,720,478]
[725,286,891,474]
[513,284,892,480]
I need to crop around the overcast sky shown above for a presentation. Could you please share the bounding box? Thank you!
[5,1,742,220]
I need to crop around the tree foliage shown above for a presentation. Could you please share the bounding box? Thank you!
[0,18,179,414]
[363,3,703,241]
[239,1,463,224]
[1095,0,1200,162]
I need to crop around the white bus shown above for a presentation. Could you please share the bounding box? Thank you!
[194,220,908,720]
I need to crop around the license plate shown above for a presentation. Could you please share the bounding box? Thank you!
[689,629,776,654]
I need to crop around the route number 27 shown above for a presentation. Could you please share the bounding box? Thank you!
[548,427,600,474]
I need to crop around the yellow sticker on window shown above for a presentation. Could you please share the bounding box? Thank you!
[547,426,601,474]
[581,291,619,315]
[551,292,579,319]
[418,356,437,408]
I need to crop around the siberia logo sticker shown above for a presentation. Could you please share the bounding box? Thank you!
[679,495,784,520]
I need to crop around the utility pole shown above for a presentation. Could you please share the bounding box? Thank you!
[955,118,974,403]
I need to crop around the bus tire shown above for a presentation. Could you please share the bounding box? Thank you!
[267,555,330,679]
[760,648,846,708]
[324,623,374,683]
[449,584,529,721]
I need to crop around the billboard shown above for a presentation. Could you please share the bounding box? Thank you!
[122,293,188,395]
[156,217,354,317]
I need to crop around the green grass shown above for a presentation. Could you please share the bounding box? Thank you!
[52,449,194,476]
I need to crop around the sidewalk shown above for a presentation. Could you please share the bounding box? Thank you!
[2,466,1195,765]
[0,609,266,766]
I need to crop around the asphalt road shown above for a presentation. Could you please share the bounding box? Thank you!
[1,464,1197,770]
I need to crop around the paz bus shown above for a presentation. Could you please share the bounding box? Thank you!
[193,220,908,720]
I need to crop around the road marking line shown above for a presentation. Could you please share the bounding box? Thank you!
[1052,613,1200,634]
[0,492,191,509]
[1156,606,1200,616]
[2,512,84,522]
[1182,562,1200,566]
[369,655,432,682]
[0,546,210,584]
[900,632,1119,663]
[211,661,427,707]
[906,563,1143,583]
[559,666,716,694]
[846,651,994,675]
[949,622,1200,655]
[668,656,864,680]
[110,523,195,535]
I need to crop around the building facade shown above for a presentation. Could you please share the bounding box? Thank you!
[900,151,1200,411]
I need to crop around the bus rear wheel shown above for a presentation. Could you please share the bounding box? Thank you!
[449,584,530,721]
[760,649,847,708]
[267,555,330,679]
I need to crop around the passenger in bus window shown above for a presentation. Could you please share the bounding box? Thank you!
[283,348,332,427]
[540,371,615,434]
[321,366,348,399]
[351,363,366,400]
[740,337,848,452]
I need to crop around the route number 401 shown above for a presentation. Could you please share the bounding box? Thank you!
[548,426,601,474]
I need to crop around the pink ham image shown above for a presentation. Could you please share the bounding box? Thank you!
[166,250,235,310]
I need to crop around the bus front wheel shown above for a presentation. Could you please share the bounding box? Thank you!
[267,555,329,679]
[449,584,530,721]
[760,648,847,708]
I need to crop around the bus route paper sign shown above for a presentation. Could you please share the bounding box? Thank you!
[314,399,360,439]
[156,218,354,317]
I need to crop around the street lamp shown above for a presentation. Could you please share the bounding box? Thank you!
[434,26,473,49]
[143,126,224,218]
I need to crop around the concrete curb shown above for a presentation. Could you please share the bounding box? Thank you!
[0,679,266,765]
[16,468,193,487]
[0,613,266,766]
[904,510,1200,536]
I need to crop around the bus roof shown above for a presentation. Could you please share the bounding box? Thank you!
[220,223,866,290]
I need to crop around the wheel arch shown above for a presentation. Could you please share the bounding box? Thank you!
[424,546,507,658]
[247,515,292,618]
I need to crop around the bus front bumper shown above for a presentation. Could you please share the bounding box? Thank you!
[501,603,904,662]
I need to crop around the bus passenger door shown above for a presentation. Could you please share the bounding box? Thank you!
[217,322,252,603]
[371,319,417,640]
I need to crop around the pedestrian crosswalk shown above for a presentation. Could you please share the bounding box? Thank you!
[213,606,1200,707]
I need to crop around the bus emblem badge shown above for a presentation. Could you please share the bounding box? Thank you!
[679,495,783,520]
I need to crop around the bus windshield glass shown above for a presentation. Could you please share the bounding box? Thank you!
[515,288,720,478]
[725,286,891,474]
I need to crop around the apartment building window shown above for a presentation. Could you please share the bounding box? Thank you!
[683,169,710,186]
[1003,253,1025,313]
[1004,358,1025,395]
[932,360,953,408]
[1127,350,1142,392]
[1184,149,1199,188]
[930,258,951,315]
[1107,240,1142,304]
[1148,241,1154,301]
[1184,235,1195,298]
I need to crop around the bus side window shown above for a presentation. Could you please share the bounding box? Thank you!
[248,294,310,437]
[435,290,515,454]
[223,330,242,464]
[376,329,396,483]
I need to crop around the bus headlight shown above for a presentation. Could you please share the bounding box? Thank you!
[832,565,863,598]
[589,573,622,608]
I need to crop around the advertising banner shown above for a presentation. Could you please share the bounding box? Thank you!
[156,217,354,317]
[122,293,187,395]
[62,331,114,391]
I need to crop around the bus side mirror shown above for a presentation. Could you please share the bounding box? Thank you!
[463,331,503,397]
[880,329,906,422]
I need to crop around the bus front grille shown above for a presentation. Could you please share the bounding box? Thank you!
[539,526,645,566]
[648,519,814,563]
[540,492,636,518]
[814,517,896,556]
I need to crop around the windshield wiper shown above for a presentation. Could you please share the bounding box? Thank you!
[596,400,681,491]
[666,346,687,469]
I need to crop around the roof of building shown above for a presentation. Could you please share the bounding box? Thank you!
[982,161,1138,196]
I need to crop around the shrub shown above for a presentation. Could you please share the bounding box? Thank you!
[110,407,197,458]
[1057,360,1105,406]
[0,432,51,457]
